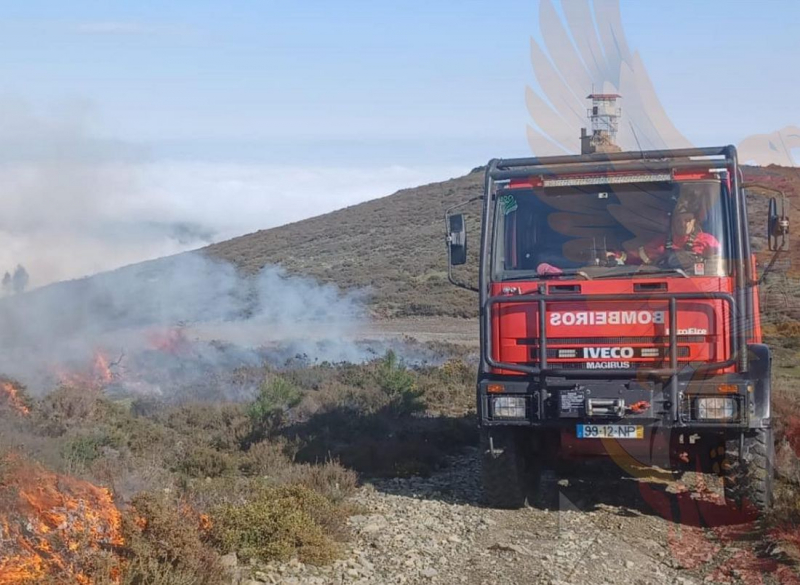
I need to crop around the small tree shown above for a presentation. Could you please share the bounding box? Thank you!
[11,265,28,294]
[1,272,10,295]
[375,350,423,415]
[248,376,301,436]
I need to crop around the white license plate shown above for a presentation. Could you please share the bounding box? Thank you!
[576,424,643,439]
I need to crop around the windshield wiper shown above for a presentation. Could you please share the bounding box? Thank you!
[501,269,591,282]
[592,267,689,279]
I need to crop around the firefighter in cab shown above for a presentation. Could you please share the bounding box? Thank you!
[608,200,721,268]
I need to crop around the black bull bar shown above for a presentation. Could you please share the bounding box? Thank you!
[483,291,738,423]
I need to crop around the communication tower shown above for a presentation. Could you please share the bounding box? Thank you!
[580,93,622,154]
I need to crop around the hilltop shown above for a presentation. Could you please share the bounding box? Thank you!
[204,169,484,318]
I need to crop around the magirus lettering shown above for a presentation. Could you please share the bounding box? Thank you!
[583,347,635,359]
[549,311,666,327]
[586,361,631,369]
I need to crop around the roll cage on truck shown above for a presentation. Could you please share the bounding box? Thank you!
[446,146,790,513]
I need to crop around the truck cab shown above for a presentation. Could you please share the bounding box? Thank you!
[447,147,789,513]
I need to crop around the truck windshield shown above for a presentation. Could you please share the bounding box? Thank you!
[491,180,730,281]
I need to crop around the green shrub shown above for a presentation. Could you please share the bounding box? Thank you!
[210,484,346,565]
[61,431,122,467]
[176,446,238,479]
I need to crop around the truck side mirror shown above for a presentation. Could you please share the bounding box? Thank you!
[768,195,789,252]
[447,213,467,266]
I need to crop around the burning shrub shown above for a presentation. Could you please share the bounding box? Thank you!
[0,453,122,584]
[120,492,223,585]
[210,484,346,565]
[0,379,31,417]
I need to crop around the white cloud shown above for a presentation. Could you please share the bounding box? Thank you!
[134,162,466,240]
[71,21,194,37]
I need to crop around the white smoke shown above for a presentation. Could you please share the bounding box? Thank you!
[0,252,434,396]
[0,99,464,289]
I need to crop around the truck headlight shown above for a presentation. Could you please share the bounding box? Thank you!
[491,396,526,419]
[695,397,738,421]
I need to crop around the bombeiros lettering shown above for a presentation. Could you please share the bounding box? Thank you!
[549,311,665,327]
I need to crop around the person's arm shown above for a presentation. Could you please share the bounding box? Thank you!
[697,232,721,256]
[634,235,667,265]
[605,250,628,265]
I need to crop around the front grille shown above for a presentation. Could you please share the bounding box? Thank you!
[542,347,691,359]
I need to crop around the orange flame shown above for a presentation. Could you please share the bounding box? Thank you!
[0,382,29,416]
[92,352,113,385]
[0,454,123,584]
[147,327,189,355]
[57,350,117,389]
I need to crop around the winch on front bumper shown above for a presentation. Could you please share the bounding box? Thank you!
[478,372,767,431]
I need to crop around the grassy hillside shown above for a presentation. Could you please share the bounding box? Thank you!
[205,169,484,318]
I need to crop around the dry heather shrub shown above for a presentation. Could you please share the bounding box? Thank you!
[769,379,800,557]
[183,443,357,511]
[156,402,251,451]
[175,445,239,479]
[774,320,800,349]
[211,484,347,565]
[418,359,475,415]
[241,437,294,471]
[34,385,105,436]
[289,460,359,504]
[241,440,358,503]
[121,492,224,585]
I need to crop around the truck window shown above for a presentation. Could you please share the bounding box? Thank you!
[492,180,729,280]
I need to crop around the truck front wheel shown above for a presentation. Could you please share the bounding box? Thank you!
[722,427,774,514]
[480,428,527,509]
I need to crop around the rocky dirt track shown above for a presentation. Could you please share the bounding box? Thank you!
[227,450,799,585]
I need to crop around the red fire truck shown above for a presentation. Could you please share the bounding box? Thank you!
[446,146,789,513]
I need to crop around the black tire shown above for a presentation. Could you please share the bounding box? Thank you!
[480,428,527,509]
[722,427,775,514]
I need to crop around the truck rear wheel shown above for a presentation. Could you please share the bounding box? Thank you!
[480,428,527,509]
[722,427,774,514]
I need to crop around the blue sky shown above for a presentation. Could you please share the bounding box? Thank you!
[1,0,796,164]
[0,0,797,285]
